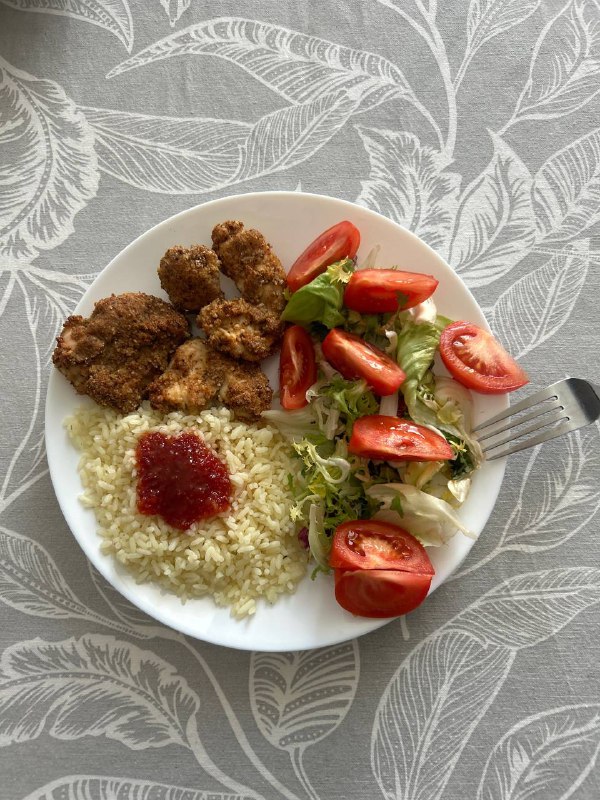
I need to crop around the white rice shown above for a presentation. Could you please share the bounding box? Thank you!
[65,403,307,618]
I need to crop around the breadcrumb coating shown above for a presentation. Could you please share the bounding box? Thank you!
[211,220,287,314]
[52,293,189,413]
[198,297,284,362]
[148,338,273,421]
[158,244,223,312]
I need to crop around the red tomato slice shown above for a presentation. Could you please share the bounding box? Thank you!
[344,269,439,313]
[321,329,405,396]
[286,221,361,292]
[334,569,432,618]
[330,519,434,575]
[348,415,454,461]
[279,325,317,410]
[439,321,529,394]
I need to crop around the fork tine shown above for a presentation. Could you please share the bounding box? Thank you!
[484,419,576,460]
[473,383,562,433]
[480,408,569,452]
[476,401,564,442]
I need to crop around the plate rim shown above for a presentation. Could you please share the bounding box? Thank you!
[44,190,507,651]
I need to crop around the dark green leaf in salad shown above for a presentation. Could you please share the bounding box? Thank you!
[281,258,354,329]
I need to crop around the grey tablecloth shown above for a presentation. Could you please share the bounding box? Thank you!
[1,1,600,798]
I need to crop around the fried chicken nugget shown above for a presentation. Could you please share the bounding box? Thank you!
[52,293,189,413]
[148,338,222,413]
[148,338,273,421]
[211,220,287,314]
[158,245,223,312]
[218,364,273,423]
[198,298,284,362]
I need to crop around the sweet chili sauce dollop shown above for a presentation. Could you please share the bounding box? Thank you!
[135,431,232,530]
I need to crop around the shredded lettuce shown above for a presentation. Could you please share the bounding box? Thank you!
[308,375,379,436]
[281,259,354,329]
[366,483,476,546]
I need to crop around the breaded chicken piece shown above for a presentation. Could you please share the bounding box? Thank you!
[158,244,223,312]
[52,293,189,413]
[211,220,287,314]
[148,338,272,421]
[148,338,222,413]
[218,364,273,423]
[198,298,284,362]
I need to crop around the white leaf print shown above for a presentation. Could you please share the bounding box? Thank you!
[477,704,600,800]
[238,92,359,180]
[0,270,93,512]
[80,106,250,194]
[371,568,600,800]
[448,133,535,286]
[107,17,422,115]
[21,268,95,364]
[0,526,101,621]
[80,94,356,193]
[355,126,461,251]
[1,278,45,510]
[159,0,191,27]
[453,567,600,650]
[0,526,154,637]
[372,630,516,800]
[0,635,199,748]
[455,426,600,581]
[23,775,252,800]
[533,127,600,242]
[498,426,600,553]
[250,642,359,751]
[508,0,600,126]
[0,58,98,265]
[0,0,133,51]
[455,0,540,89]
[466,0,540,53]
[88,562,163,638]
[487,240,589,358]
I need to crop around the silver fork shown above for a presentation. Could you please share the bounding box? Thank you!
[473,378,600,460]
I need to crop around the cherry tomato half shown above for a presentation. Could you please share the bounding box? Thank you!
[286,221,361,292]
[279,325,317,410]
[348,415,454,461]
[330,519,434,575]
[439,322,529,394]
[321,329,405,396]
[344,269,439,313]
[334,569,433,618]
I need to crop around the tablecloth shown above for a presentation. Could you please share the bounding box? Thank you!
[1,1,600,798]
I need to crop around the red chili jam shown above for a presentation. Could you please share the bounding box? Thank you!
[135,431,232,530]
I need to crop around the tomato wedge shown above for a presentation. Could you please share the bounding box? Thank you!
[439,321,529,394]
[348,415,454,461]
[279,325,317,410]
[321,329,405,396]
[330,519,434,575]
[344,269,439,313]
[286,221,361,292]
[334,569,432,618]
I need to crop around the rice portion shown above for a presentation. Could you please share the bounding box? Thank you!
[66,403,307,618]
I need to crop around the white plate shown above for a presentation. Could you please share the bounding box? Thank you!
[45,191,507,652]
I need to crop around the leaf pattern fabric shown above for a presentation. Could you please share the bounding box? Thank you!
[1,2,600,799]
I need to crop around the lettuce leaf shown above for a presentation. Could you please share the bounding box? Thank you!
[366,483,475,546]
[281,258,354,329]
